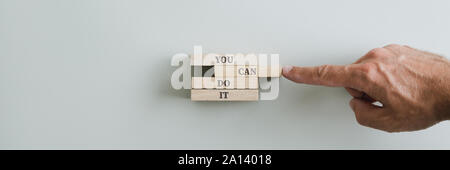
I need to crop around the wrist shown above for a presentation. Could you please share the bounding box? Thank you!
[437,60,450,121]
[430,58,450,121]
[442,84,450,121]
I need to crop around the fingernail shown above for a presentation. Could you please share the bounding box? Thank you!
[282,65,293,75]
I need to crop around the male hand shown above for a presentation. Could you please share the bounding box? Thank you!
[282,44,450,132]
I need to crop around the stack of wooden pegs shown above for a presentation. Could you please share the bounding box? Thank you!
[190,54,280,101]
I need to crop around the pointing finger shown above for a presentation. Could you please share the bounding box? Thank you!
[282,65,363,88]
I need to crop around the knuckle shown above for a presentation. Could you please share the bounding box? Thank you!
[384,44,402,49]
[358,63,375,74]
[367,48,385,58]
[316,64,331,79]
[403,45,413,49]
[357,63,380,82]
[383,44,405,55]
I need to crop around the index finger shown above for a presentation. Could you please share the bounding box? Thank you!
[282,64,363,88]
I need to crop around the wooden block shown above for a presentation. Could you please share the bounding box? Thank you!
[214,65,225,77]
[191,89,259,101]
[207,53,226,65]
[235,53,258,65]
[213,54,236,65]
[192,77,217,89]
[236,76,245,89]
[194,77,258,89]
[191,53,234,66]
[191,77,203,89]
[191,53,258,66]
[225,65,236,77]
[214,65,236,77]
[215,65,257,77]
[214,77,236,89]
[202,77,215,89]
[248,77,259,89]
[236,65,258,77]
[258,65,281,77]
[234,77,258,89]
